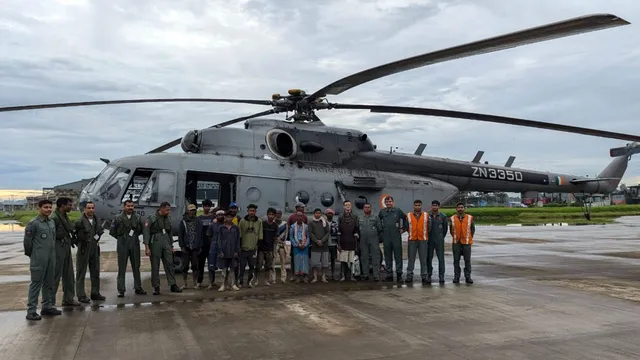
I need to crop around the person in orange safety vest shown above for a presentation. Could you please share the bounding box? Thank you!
[449,202,475,284]
[405,199,432,284]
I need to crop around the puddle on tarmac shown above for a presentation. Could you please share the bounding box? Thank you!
[0,221,24,233]
[499,222,607,227]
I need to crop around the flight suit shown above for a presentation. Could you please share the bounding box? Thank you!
[378,207,408,281]
[24,216,57,316]
[427,211,448,282]
[50,209,77,305]
[111,212,144,293]
[75,215,104,299]
[358,214,383,280]
[143,213,177,289]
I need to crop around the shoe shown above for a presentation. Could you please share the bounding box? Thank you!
[422,278,431,285]
[218,284,226,292]
[465,278,474,284]
[453,278,460,284]
[41,308,62,316]
[373,277,380,282]
[90,294,106,301]
[194,283,201,290]
[231,284,240,291]
[135,289,147,295]
[78,296,91,303]
[153,287,160,295]
[206,284,214,290]
[26,312,41,321]
[61,300,81,307]
[117,292,124,298]
[396,275,403,283]
[405,276,413,283]
[311,277,318,284]
[181,284,188,290]
[439,279,445,284]
[170,284,183,293]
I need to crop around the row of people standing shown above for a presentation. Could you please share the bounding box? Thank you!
[285,196,475,285]
[23,197,107,321]
[183,196,476,289]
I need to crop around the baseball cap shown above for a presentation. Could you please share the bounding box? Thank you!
[229,202,238,208]
[187,204,197,211]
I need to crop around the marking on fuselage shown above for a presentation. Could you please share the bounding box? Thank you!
[379,193,391,208]
[471,166,523,182]
[302,165,373,177]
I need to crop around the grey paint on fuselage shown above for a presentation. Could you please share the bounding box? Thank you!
[80,118,630,234]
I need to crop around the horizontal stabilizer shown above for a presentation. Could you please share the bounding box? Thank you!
[610,142,640,157]
[570,177,620,184]
[414,143,427,155]
[99,158,110,164]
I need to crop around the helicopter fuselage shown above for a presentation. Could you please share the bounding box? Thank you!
[79,119,627,234]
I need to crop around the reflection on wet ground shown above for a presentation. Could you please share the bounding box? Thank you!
[0,217,640,359]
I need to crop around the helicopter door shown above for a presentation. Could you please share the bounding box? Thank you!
[236,176,288,212]
[184,171,237,210]
[138,170,178,212]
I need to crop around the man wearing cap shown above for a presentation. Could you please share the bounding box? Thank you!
[238,203,263,287]
[325,208,339,280]
[196,199,215,287]
[205,209,226,289]
[427,200,448,284]
[273,209,289,283]
[228,202,242,225]
[178,204,204,289]
[286,202,307,280]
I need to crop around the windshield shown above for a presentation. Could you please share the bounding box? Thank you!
[84,165,116,194]
[100,167,131,200]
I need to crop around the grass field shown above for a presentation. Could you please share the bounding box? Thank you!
[3,204,640,226]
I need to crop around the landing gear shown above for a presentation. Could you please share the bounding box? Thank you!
[579,192,592,220]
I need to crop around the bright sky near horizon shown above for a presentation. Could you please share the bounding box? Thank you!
[2,0,640,193]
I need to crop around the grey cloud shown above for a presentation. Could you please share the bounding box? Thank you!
[1,0,640,190]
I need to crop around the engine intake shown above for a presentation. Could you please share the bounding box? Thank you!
[265,129,297,159]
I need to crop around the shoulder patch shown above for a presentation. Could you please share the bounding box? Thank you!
[144,220,150,227]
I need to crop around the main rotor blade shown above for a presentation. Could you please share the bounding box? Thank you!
[146,109,277,154]
[332,104,640,143]
[310,14,629,99]
[0,98,273,113]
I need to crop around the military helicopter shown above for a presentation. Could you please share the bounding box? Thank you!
[3,13,639,232]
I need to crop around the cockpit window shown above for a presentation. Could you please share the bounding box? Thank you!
[100,167,131,201]
[139,170,177,206]
[84,165,116,194]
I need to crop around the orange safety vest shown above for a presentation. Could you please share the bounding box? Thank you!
[406,211,428,241]
[450,214,474,245]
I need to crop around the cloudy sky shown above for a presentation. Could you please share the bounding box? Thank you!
[2,0,640,196]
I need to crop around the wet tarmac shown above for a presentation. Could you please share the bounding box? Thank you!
[1,217,640,359]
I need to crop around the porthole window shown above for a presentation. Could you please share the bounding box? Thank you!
[295,191,310,205]
[320,192,334,207]
[355,196,368,210]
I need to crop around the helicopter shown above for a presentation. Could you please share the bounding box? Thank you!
[3,13,640,233]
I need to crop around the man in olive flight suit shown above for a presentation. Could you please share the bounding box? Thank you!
[75,201,106,302]
[358,202,383,281]
[50,197,81,307]
[143,201,183,295]
[427,200,448,284]
[378,196,408,282]
[112,199,147,297]
[24,199,62,321]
